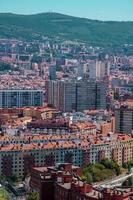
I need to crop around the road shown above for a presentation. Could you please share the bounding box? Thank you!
[93,172,133,189]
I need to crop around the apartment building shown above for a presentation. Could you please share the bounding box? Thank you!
[27,119,96,134]
[115,104,133,134]
[46,79,107,112]
[0,89,43,108]
[0,142,83,177]
[83,134,133,165]
[0,132,132,178]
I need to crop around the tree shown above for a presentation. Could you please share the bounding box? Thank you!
[0,62,11,71]
[82,159,121,183]
[56,65,62,72]
[122,160,133,173]
[114,92,119,100]
[0,175,6,183]
[27,191,39,200]
[94,163,105,170]
[122,177,133,187]
[122,162,128,169]
[9,174,19,182]
[81,173,93,184]
[31,55,42,64]
[128,160,133,167]
[101,158,121,175]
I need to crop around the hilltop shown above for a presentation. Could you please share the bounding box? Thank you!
[0,12,133,46]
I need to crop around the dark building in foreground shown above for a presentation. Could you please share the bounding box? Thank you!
[46,79,107,112]
[0,89,43,108]
[30,163,133,200]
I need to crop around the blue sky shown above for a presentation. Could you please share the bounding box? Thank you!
[1,0,133,21]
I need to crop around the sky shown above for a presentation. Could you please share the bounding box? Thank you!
[0,0,133,21]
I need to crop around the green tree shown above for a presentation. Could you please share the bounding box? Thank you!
[94,163,105,170]
[82,159,121,183]
[81,173,93,184]
[122,176,133,187]
[56,65,62,72]
[27,191,39,200]
[31,55,42,64]
[101,159,121,175]
[9,174,19,182]
[0,62,11,71]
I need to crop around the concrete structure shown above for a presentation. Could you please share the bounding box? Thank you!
[0,89,43,108]
[46,80,107,112]
[95,60,110,79]
[88,60,110,79]
[115,104,133,134]
[49,65,57,80]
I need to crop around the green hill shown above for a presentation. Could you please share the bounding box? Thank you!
[0,12,133,46]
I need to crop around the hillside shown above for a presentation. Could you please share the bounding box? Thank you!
[0,12,133,46]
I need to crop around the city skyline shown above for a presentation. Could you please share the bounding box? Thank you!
[0,0,133,199]
[0,0,133,21]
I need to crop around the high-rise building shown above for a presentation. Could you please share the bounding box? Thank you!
[96,60,110,79]
[78,64,84,78]
[76,81,95,111]
[46,79,107,112]
[49,65,57,80]
[46,80,77,112]
[58,81,77,112]
[88,59,110,80]
[115,105,133,134]
[88,61,97,79]
[96,81,107,109]
[46,81,58,107]
[0,89,43,108]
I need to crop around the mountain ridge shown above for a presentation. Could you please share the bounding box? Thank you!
[0,12,133,46]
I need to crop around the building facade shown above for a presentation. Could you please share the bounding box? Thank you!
[0,89,43,108]
[49,65,57,80]
[115,105,133,134]
[83,135,133,166]
[0,143,83,177]
[46,80,107,112]
[30,163,133,200]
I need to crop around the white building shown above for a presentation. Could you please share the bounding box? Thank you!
[89,60,110,79]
